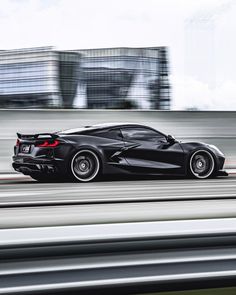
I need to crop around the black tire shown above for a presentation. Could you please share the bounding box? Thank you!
[70,149,100,182]
[189,150,215,179]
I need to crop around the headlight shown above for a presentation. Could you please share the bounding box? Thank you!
[208,144,224,156]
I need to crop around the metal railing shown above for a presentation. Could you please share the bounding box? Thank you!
[1,219,236,294]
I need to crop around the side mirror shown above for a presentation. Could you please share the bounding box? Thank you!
[167,134,176,144]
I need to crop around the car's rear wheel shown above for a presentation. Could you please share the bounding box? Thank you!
[189,150,215,179]
[71,150,100,182]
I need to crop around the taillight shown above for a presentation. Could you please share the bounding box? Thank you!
[16,139,20,146]
[36,140,60,147]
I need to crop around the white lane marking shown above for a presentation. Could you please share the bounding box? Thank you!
[0,191,50,198]
[0,174,29,180]
[3,179,236,189]
[1,182,236,191]
[2,193,236,206]
[2,218,236,245]
[1,183,236,198]
[1,179,236,190]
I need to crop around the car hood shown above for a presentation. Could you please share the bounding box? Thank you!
[179,141,224,157]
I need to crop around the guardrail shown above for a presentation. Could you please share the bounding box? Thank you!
[1,219,236,294]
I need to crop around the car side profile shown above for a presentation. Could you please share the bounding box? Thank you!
[12,123,227,182]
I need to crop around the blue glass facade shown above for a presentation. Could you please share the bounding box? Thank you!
[0,47,60,107]
[75,47,170,109]
[0,46,170,109]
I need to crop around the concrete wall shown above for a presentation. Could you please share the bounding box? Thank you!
[1,110,235,172]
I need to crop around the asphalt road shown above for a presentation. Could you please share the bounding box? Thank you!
[1,174,236,228]
[0,174,236,207]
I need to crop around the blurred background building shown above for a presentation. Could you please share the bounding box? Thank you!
[0,46,170,110]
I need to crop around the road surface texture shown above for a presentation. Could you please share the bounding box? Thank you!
[1,174,236,228]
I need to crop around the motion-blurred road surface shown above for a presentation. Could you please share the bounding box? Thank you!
[1,174,236,228]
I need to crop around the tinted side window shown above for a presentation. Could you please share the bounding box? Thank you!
[93,129,123,140]
[121,127,165,141]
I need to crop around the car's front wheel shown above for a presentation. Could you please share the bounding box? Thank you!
[71,150,100,182]
[189,150,215,179]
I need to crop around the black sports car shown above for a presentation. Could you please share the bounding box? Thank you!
[12,123,227,182]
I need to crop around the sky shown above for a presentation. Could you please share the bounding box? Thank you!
[0,0,236,110]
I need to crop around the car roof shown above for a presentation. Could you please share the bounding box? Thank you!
[60,123,149,134]
[89,122,145,129]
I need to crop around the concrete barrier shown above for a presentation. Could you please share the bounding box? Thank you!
[0,110,235,172]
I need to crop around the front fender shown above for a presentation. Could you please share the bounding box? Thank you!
[180,142,224,175]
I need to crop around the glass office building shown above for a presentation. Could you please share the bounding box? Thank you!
[0,47,59,107]
[0,46,170,109]
[0,47,80,108]
[76,47,170,110]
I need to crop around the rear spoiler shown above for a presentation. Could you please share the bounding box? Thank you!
[17,133,59,140]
